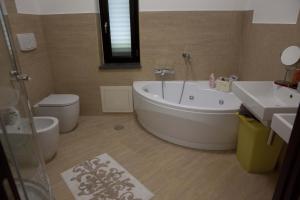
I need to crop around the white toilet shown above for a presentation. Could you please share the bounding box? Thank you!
[34,94,79,133]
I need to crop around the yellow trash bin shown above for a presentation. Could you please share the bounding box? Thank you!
[237,115,284,173]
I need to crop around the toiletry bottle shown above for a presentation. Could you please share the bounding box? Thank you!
[229,75,239,81]
[209,73,216,88]
[292,69,300,84]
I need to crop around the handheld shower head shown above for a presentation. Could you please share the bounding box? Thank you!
[182,52,192,64]
[182,52,191,59]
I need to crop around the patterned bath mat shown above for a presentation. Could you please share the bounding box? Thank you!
[61,153,154,200]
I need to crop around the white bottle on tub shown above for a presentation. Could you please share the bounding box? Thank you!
[209,73,216,88]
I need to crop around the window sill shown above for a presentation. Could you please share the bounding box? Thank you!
[99,63,141,70]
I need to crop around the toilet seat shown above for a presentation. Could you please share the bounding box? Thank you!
[37,94,79,107]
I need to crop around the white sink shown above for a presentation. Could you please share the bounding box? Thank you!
[232,81,300,124]
[271,113,296,143]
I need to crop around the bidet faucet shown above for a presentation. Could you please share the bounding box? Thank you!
[0,107,20,126]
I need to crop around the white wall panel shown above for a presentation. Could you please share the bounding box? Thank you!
[37,0,99,14]
[15,0,40,14]
[250,0,300,24]
[14,0,300,24]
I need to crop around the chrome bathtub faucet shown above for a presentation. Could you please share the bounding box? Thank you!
[182,52,192,61]
[154,68,175,78]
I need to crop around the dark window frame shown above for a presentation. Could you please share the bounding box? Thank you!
[99,0,140,66]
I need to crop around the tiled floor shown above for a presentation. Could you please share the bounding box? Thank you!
[46,114,278,200]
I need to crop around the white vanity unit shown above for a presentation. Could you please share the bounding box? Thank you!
[232,81,300,125]
[271,114,296,143]
[232,81,300,143]
[233,45,300,143]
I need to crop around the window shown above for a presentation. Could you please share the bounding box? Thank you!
[99,0,140,68]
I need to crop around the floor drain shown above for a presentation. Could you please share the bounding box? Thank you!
[114,124,124,131]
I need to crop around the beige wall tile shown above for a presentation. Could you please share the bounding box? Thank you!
[41,11,244,115]
[3,8,299,115]
[239,11,300,81]
[2,0,55,105]
[11,14,54,104]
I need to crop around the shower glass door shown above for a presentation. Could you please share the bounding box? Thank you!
[0,1,53,200]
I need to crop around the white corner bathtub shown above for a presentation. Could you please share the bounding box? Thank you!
[133,81,242,150]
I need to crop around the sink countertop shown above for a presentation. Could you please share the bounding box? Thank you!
[271,113,296,143]
[232,81,300,126]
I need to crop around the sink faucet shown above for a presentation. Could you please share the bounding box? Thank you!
[0,107,20,126]
[154,68,175,78]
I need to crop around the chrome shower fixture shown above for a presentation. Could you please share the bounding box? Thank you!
[182,52,192,61]
[154,68,175,77]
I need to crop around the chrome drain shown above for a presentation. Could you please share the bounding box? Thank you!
[219,99,224,105]
[189,95,194,100]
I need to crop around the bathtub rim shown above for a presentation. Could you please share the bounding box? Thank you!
[133,81,241,114]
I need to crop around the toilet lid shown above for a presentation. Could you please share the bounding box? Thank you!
[38,94,79,107]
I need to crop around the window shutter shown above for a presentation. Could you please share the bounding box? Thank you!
[108,0,132,57]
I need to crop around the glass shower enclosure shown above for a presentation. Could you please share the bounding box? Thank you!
[0,1,53,199]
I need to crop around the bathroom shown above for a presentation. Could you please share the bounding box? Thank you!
[0,0,300,199]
